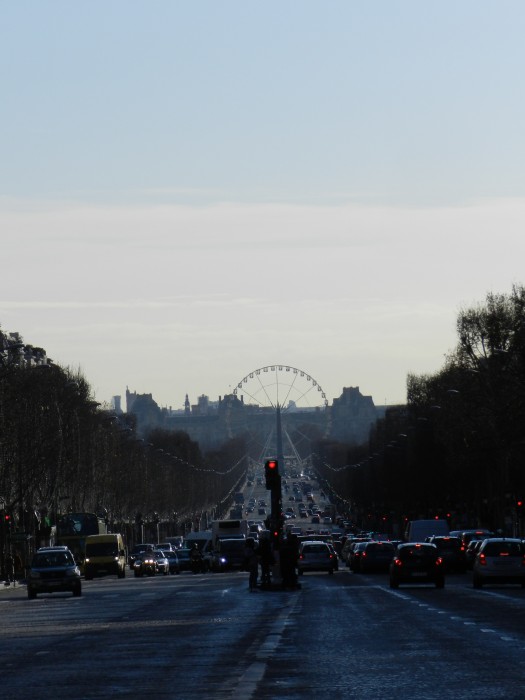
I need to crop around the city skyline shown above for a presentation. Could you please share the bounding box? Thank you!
[2,3,525,409]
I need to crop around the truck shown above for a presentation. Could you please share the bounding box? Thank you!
[405,519,450,543]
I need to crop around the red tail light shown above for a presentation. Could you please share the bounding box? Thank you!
[394,558,403,567]
[435,557,443,567]
[479,553,486,566]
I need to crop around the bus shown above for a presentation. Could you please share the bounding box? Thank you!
[211,519,248,547]
[55,512,107,568]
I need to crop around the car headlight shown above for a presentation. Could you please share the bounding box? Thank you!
[84,557,91,563]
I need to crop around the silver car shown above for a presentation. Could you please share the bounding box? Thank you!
[297,541,335,575]
[473,538,525,588]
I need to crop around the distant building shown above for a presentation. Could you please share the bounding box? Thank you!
[329,386,378,444]
[126,388,162,435]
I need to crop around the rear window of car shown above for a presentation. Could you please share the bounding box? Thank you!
[483,542,523,557]
[302,544,328,554]
[433,537,461,550]
[366,543,394,553]
[399,545,436,560]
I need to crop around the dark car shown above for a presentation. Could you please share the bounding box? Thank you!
[389,543,445,589]
[128,543,155,569]
[427,535,466,573]
[177,548,193,572]
[349,542,368,572]
[27,546,82,599]
[465,539,486,570]
[133,550,157,577]
[210,538,247,571]
[359,541,395,573]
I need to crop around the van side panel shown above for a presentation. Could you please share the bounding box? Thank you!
[405,519,449,542]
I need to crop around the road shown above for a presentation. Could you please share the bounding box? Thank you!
[2,567,525,699]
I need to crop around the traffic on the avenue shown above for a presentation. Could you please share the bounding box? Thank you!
[3,470,525,699]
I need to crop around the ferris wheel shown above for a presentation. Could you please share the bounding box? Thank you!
[228,365,330,465]
[233,364,329,412]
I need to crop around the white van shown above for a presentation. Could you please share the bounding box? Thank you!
[405,519,449,543]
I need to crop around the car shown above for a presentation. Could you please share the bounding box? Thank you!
[465,539,486,570]
[128,543,155,569]
[157,549,180,575]
[297,541,336,575]
[210,538,247,571]
[349,541,369,572]
[27,546,82,599]
[153,551,170,575]
[461,529,495,549]
[389,543,445,588]
[426,535,466,573]
[359,541,395,573]
[133,550,158,577]
[176,548,193,572]
[472,538,525,588]
[311,515,320,524]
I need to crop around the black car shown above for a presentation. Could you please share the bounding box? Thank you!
[389,543,445,588]
[359,541,395,573]
[128,543,155,569]
[27,546,82,599]
[426,535,466,573]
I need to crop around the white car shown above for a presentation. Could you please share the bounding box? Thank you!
[472,538,525,588]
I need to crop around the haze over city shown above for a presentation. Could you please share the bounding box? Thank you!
[2,2,525,410]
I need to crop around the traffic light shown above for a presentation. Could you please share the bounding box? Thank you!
[517,498,524,517]
[4,513,12,528]
[264,459,279,490]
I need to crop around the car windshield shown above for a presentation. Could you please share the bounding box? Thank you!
[33,552,74,567]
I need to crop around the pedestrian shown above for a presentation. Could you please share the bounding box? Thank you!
[244,538,259,592]
[4,551,14,586]
[257,535,274,588]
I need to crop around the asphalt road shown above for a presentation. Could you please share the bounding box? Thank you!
[2,566,525,699]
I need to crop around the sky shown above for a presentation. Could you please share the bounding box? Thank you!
[2,1,525,411]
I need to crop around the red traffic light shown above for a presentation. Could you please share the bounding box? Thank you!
[4,514,11,523]
[267,460,277,470]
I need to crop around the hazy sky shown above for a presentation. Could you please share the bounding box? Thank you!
[2,2,525,410]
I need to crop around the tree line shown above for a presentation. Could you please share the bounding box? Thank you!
[0,332,247,558]
[314,285,525,537]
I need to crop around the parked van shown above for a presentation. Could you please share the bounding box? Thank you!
[84,533,127,579]
[405,519,449,543]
